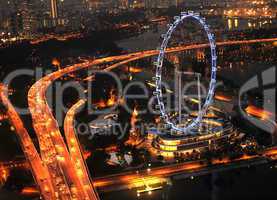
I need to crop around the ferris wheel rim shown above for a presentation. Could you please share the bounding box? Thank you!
[154,11,217,134]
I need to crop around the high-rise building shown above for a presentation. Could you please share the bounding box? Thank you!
[50,0,58,19]
[54,0,89,30]
[1,0,70,36]
[50,0,59,27]
[31,0,52,30]
[0,0,21,34]
[21,0,37,38]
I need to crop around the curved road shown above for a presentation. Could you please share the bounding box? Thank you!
[0,84,55,200]
[64,99,99,200]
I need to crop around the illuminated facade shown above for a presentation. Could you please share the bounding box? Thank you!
[150,118,237,158]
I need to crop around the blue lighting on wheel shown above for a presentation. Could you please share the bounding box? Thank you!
[154,11,217,134]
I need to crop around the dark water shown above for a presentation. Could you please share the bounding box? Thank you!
[101,162,277,200]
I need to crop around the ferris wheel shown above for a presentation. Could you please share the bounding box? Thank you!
[153,11,217,134]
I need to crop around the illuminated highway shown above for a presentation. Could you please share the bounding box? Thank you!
[0,84,55,200]
[28,87,89,199]
[0,37,276,199]
[64,99,99,200]
[27,49,139,200]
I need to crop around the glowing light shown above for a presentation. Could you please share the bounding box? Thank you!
[97,89,117,108]
[77,169,84,177]
[245,105,273,120]
[133,177,165,195]
[97,99,107,108]
[21,187,39,195]
[83,151,91,160]
[125,105,142,146]
[56,156,65,162]
[234,19,238,28]
[123,66,142,73]
[0,114,8,121]
[52,58,61,69]
[215,94,232,102]
[107,89,117,107]
[70,138,75,144]
[55,145,64,152]
[155,116,161,123]
[0,168,9,184]
[228,19,232,30]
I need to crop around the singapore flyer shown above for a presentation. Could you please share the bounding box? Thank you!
[154,11,217,134]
